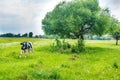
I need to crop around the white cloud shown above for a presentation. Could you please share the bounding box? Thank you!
[0,0,65,35]
[99,0,120,21]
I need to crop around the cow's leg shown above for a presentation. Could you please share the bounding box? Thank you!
[20,50,23,58]
[28,49,30,56]
[31,48,34,55]
[24,50,27,58]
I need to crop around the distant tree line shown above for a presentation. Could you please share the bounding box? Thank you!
[0,32,56,39]
[0,32,113,40]
[0,32,33,38]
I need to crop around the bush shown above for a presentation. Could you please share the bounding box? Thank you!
[50,38,71,53]
[113,62,118,69]
[71,39,85,53]
[62,39,71,49]
[55,38,62,48]
[71,45,78,53]
[51,38,85,53]
[49,69,61,80]
[77,39,85,52]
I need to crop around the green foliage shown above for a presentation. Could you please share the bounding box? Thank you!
[49,69,61,80]
[113,62,119,69]
[71,39,85,53]
[109,17,120,45]
[0,33,21,37]
[29,32,33,38]
[77,39,85,51]
[50,38,71,53]
[55,38,62,48]
[42,0,111,39]
[51,38,85,53]
[62,39,71,49]
[22,33,28,37]
[71,45,78,53]
[91,9,111,36]
[0,32,34,38]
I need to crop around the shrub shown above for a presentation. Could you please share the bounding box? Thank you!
[51,38,85,53]
[49,69,61,80]
[77,39,85,52]
[71,39,85,53]
[71,45,79,53]
[50,38,71,53]
[55,38,62,48]
[62,39,71,49]
[113,62,118,69]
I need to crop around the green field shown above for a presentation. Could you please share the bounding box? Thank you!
[0,38,120,80]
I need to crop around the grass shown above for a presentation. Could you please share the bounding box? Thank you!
[0,38,120,80]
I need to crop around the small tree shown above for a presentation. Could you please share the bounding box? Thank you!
[110,17,120,45]
[29,32,33,38]
[22,33,28,37]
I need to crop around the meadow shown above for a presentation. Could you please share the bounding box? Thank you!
[0,38,120,80]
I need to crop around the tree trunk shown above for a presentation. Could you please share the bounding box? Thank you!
[116,39,118,45]
[80,34,84,40]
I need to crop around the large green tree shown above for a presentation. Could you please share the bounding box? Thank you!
[42,0,111,40]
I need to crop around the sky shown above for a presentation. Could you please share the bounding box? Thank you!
[0,0,120,35]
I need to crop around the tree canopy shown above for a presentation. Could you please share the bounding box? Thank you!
[42,0,111,40]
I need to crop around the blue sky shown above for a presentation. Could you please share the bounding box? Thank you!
[0,0,120,35]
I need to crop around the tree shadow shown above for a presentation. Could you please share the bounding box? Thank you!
[83,46,117,54]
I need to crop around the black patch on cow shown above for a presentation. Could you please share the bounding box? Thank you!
[20,42,32,50]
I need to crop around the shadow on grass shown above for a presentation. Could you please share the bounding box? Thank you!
[84,46,117,54]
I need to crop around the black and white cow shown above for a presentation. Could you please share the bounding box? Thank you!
[20,42,33,58]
